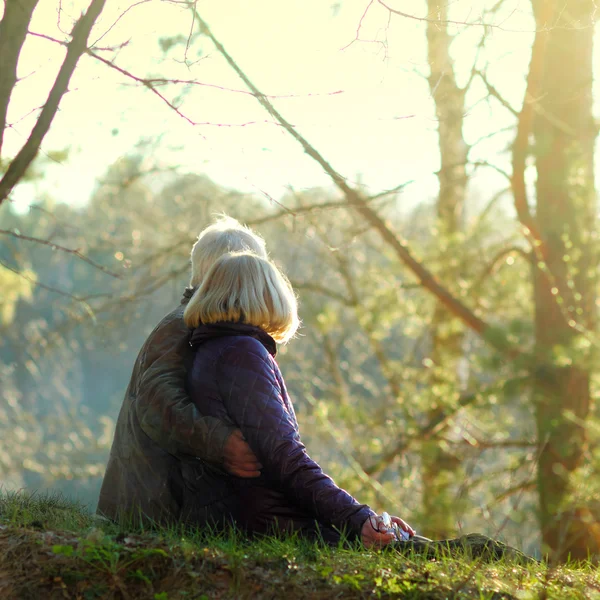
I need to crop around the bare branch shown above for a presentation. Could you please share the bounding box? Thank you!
[494,480,537,503]
[289,281,354,306]
[27,32,294,130]
[376,0,553,32]
[454,437,537,450]
[246,200,347,226]
[0,0,108,206]
[145,77,344,100]
[477,70,519,117]
[339,0,376,51]
[471,160,511,182]
[367,179,413,201]
[470,245,531,297]
[364,391,479,476]
[0,258,93,304]
[90,0,153,47]
[0,228,123,278]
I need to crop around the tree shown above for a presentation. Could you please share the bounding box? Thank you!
[524,0,598,561]
[420,0,470,539]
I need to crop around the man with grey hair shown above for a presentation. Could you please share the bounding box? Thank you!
[97,216,263,525]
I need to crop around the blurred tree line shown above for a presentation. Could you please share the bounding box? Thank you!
[0,152,544,557]
[1,0,599,563]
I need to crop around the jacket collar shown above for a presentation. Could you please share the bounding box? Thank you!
[181,287,196,305]
[189,321,277,357]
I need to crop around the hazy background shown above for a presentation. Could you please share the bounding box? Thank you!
[2,0,599,560]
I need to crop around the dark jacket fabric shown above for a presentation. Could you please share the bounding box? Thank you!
[96,289,235,525]
[183,322,375,541]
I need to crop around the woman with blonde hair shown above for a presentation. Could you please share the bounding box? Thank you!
[182,251,414,546]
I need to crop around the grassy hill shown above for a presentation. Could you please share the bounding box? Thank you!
[0,491,598,599]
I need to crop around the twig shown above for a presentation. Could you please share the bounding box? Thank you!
[288,281,354,306]
[246,200,348,226]
[0,259,92,304]
[494,480,537,503]
[477,70,520,117]
[469,245,531,297]
[0,229,123,278]
[367,180,413,201]
[90,0,153,47]
[377,0,550,32]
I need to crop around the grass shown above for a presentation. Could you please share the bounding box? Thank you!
[1,491,599,599]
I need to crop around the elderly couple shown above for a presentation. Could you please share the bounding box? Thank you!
[97,216,414,547]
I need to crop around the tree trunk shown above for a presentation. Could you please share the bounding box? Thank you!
[421,0,468,539]
[0,0,39,159]
[531,0,597,562]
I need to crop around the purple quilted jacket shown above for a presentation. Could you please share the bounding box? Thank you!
[183,322,375,541]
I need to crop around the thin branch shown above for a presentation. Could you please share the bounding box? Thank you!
[471,160,511,182]
[28,32,290,130]
[477,70,519,117]
[468,187,511,233]
[470,245,531,297]
[363,391,479,476]
[340,0,376,51]
[85,49,288,129]
[289,281,354,306]
[145,77,345,100]
[0,0,108,206]
[376,0,551,32]
[467,126,515,152]
[0,229,123,278]
[454,437,537,450]
[367,179,413,201]
[184,0,198,64]
[494,479,537,503]
[246,200,348,226]
[479,69,573,134]
[0,258,92,304]
[90,0,153,47]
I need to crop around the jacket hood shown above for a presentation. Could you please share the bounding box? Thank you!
[189,322,277,357]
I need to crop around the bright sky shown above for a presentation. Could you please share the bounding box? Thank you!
[4,0,595,213]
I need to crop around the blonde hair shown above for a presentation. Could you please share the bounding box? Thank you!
[184,251,299,344]
[190,215,267,288]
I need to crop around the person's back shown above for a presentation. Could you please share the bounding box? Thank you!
[182,252,388,543]
[97,290,226,525]
[97,216,269,526]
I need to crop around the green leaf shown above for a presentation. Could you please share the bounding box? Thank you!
[52,544,74,557]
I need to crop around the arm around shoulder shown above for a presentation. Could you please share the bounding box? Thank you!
[135,315,235,466]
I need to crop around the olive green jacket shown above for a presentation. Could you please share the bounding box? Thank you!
[96,289,235,525]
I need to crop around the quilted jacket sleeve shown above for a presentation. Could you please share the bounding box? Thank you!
[135,313,235,467]
[216,337,374,537]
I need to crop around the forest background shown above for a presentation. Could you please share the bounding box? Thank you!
[1,0,599,564]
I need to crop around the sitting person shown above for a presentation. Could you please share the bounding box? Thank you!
[181,250,415,546]
[97,217,268,525]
